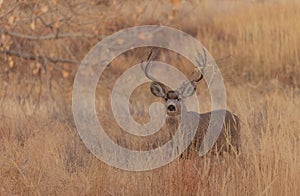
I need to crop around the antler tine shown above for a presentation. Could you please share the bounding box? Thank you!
[143,48,160,82]
[190,67,203,83]
[177,48,206,93]
[192,48,206,82]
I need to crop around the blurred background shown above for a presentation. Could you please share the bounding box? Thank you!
[0,0,299,195]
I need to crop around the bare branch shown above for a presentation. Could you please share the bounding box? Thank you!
[0,26,103,40]
[0,3,19,19]
[2,49,80,65]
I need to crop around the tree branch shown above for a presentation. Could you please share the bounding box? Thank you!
[0,26,103,40]
[0,3,19,19]
[2,49,80,65]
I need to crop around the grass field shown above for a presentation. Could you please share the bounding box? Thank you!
[0,0,300,195]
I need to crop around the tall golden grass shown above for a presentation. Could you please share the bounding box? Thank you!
[0,0,299,195]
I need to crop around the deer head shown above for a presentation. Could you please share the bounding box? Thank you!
[143,49,206,116]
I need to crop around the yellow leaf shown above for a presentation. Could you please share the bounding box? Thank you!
[8,15,15,25]
[30,21,35,30]
[54,21,61,29]
[62,70,70,78]
[32,68,40,75]
[32,63,42,75]
[8,57,14,68]
[41,5,48,13]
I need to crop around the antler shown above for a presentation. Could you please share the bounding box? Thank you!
[177,48,206,93]
[192,48,206,82]
[142,48,160,82]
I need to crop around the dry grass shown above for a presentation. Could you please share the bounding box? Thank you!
[0,0,300,195]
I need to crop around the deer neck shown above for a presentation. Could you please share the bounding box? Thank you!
[166,115,180,127]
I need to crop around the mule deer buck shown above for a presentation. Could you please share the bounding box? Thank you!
[142,49,240,158]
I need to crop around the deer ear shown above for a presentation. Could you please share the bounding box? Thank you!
[150,82,166,97]
[182,82,197,97]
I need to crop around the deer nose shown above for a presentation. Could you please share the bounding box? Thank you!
[167,105,176,112]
